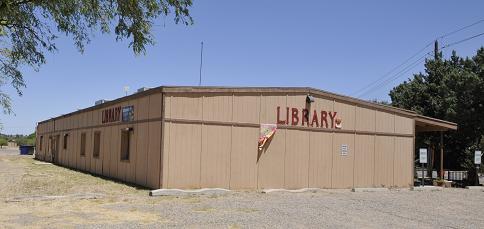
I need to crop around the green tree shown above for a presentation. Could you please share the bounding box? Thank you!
[390,48,484,172]
[16,132,35,146]
[0,0,193,113]
[0,137,6,148]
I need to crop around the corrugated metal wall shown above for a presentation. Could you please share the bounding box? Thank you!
[35,93,163,189]
[36,89,415,190]
[163,92,415,189]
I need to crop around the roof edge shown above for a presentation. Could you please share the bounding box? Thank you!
[415,115,458,131]
[37,86,453,127]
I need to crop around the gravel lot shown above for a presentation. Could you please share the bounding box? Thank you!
[1,149,484,228]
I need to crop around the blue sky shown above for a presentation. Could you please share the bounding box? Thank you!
[1,0,484,135]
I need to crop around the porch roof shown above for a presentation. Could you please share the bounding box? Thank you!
[415,115,457,132]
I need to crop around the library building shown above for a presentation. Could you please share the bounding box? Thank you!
[35,86,457,190]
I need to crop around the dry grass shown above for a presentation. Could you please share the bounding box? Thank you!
[0,155,165,227]
[192,206,215,212]
[4,153,483,228]
[236,208,258,213]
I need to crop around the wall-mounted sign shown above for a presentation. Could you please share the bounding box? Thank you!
[341,144,348,156]
[276,106,342,129]
[258,124,277,150]
[475,151,482,165]
[101,105,134,124]
[419,148,428,164]
[102,107,121,124]
[122,106,134,122]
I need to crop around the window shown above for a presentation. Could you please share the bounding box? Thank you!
[63,134,69,150]
[80,133,86,156]
[40,136,43,151]
[120,128,133,161]
[93,131,101,158]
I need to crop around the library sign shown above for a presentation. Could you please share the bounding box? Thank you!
[276,106,342,129]
[102,106,134,124]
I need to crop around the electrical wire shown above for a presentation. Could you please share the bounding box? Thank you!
[442,32,484,49]
[357,30,483,98]
[351,41,433,97]
[356,52,432,98]
[438,19,484,39]
[353,19,484,99]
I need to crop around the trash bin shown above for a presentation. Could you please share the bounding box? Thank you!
[19,146,33,155]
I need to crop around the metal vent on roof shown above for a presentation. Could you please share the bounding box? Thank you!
[137,87,150,93]
[95,99,108,105]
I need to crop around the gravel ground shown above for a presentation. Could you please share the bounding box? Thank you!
[1,149,484,228]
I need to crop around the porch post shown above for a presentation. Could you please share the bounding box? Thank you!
[440,131,444,179]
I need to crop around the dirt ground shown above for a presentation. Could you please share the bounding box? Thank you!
[1,149,484,228]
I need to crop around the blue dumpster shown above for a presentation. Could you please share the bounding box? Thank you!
[19,146,34,155]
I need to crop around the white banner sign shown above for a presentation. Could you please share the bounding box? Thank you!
[419,148,428,164]
[475,151,482,165]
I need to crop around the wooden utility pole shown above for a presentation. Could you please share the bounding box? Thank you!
[440,132,444,179]
[434,40,439,60]
[429,145,434,179]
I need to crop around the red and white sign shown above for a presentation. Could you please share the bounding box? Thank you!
[276,106,342,129]
[258,124,277,150]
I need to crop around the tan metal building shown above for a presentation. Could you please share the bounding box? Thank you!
[35,86,457,190]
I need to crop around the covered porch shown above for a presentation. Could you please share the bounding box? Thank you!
[414,115,458,184]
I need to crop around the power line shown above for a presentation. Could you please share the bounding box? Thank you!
[353,18,484,98]
[438,19,484,39]
[351,41,433,97]
[442,32,484,49]
[357,52,431,98]
[357,30,484,98]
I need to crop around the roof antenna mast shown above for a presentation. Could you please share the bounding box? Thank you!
[199,41,203,86]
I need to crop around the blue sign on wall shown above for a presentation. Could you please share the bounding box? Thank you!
[122,106,134,122]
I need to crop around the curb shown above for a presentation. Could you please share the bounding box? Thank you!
[149,188,230,196]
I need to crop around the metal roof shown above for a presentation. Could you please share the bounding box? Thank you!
[37,86,458,131]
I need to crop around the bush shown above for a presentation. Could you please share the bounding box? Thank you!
[0,138,7,148]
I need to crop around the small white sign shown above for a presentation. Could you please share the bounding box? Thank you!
[341,144,348,156]
[419,148,428,164]
[475,151,482,165]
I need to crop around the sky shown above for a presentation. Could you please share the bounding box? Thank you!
[1,0,484,135]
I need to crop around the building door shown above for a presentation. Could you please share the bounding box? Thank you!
[52,135,60,164]
[48,136,53,162]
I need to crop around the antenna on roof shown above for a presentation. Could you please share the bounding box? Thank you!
[199,41,203,86]
[123,86,129,96]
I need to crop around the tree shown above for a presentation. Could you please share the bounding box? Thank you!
[0,0,193,113]
[390,48,484,172]
[16,132,35,146]
[0,137,6,148]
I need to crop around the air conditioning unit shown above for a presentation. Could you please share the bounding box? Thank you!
[137,87,150,93]
[95,99,108,105]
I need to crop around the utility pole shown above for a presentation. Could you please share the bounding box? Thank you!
[199,41,203,86]
[434,40,439,60]
[440,132,444,179]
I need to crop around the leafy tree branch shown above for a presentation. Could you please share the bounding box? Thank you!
[0,0,193,113]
